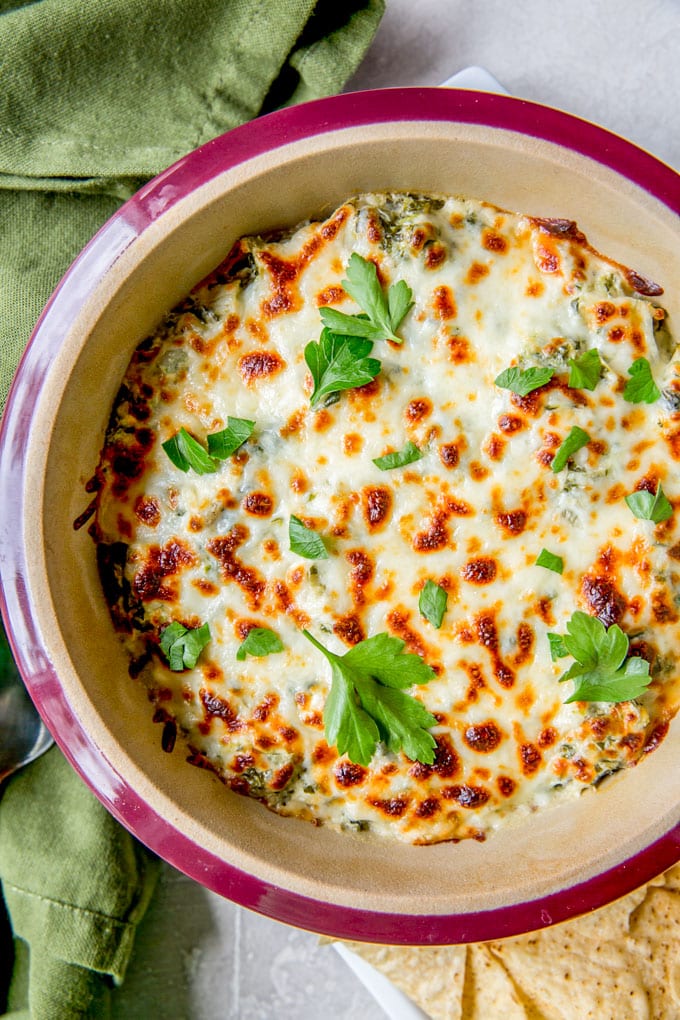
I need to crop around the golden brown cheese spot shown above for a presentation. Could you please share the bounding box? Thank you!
[343,433,363,456]
[432,284,457,319]
[533,238,561,274]
[448,333,472,364]
[239,350,285,385]
[409,734,460,779]
[200,688,241,731]
[405,398,432,423]
[242,492,273,517]
[134,495,161,527]
[273,580,310,628]
[497,776,516,798]
[643,720,670,755]
[475,612,515,690]
[469,460,489,481]
[133,538,196,602]
[465,261,490,284]
[368,797,409,817]
[482,229,508,254]
[538,727,558,749]
[333,613,365,647]
[386,607,427,658]
[317,285,345,306]
[581,574,626,628]
[192,578,219,597]
[346,549,374,605]
[494,508,527,536]
[462,557,497,585]
[425,243,447,269]
[463,722,502,753]
[525,280,544,298]
[595,301,617,323]
[334,761,367,788]
[484,433,506,461]
[438,440,462,469]
[520,742,542,776]
[207,525,266,609]
[312,409,333,434]
[442,784,490,809]
[651,589,678,624]
[362,486,392,531]
[413,510,449,552]
[664,426,680,461]
[513,622,535,665]
[414,798,440,818]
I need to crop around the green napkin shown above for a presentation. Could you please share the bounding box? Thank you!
[0,1,383,1016]
[0,0,384,411]
[0,747,160,1019]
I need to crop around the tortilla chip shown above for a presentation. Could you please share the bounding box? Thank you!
[341,866,680,1019]
[341,943,466,1020]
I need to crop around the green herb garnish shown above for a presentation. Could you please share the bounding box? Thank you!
[494,365,554,396]
[160,621,211,671]
[303,631,437,766]
[304,329,381,407]
[551,426,590,473]
[623,357,661,405]
[625,483,673,523]
[319,253,414,344]
[289,515,329,559]
[568,349,602,391]
[236,627,284,661]
[207,417,255,459]
[535,549,564,574]
[419,580,448,628]
[372,441,422,471]
[550,611,651,703]
[547,632,568,662]
[162,428,217,475]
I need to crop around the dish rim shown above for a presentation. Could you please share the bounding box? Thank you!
[2,86,680,944]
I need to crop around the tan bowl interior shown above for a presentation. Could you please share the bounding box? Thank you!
[24,117,680,925]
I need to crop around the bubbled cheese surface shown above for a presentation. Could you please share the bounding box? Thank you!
[91,193,680,843]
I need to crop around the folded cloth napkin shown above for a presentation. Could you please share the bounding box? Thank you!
[0,0,384,410]
[0,1,383,1016]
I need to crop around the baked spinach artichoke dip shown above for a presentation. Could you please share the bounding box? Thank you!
[81,192,680,844]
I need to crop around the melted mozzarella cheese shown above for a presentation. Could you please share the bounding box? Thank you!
[89,193,680,843]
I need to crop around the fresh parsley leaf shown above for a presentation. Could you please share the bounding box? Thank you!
[289,515,329,559]
[568,348,602,391]
[162,428,217,475]
[535,548,564,574]
[160,621,211,671]
[623,357,661,404]
[303,630,437,765]
[207,417,255,459]
[319,253,414,344]
[494,365,554,396]
[551,426,590,473]
[372,441,422,471]
[625,483,673,523]
[236,627,284,661]
[419,580,448,628]
[304,329,381,407]
[547,633,568,661]
[553,611,651,703]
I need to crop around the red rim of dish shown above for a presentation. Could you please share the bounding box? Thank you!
[2,88,679,945]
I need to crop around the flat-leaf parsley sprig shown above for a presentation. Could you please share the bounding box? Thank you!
[304,329,381,408]
[319,253,414,344]
[160,621,211,671]
[548,611,652,703]
[303,631,437,766]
